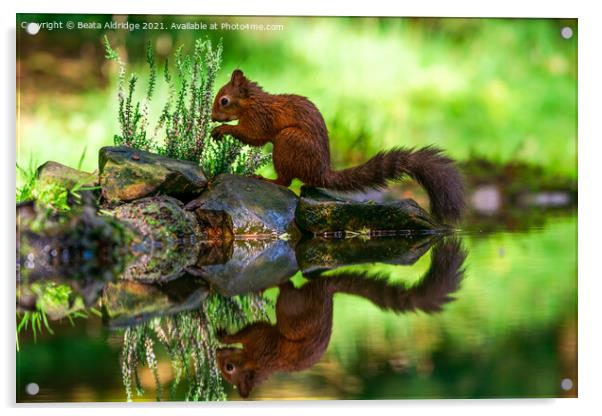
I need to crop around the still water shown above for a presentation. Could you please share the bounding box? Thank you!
[16,211,577,402]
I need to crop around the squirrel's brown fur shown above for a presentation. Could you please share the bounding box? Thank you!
[216,239,467,398]
[211,69,465,223]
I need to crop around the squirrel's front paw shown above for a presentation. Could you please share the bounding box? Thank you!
[211,125,228,141]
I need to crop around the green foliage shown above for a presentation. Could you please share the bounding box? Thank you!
[120,292,271,402]
[17,147,95,212]
[104,36,269,178]
[201,135,271,178]
[104,36,153,150]
[159,40,222,162]
[17,311,53,349]
[16,282,90,351]
[35,183,70,213]
[17,171,89,233]
[16,162,72,231]
[16,161,37,204]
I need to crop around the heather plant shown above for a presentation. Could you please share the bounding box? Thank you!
[103,38,155,151]
[120,292,271,402]
[103,36,269,177]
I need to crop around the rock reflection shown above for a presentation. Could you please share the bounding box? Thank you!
[216,238,467,398]
[190,239,298,297]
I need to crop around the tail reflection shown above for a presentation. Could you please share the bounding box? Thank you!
[217,238,467,398]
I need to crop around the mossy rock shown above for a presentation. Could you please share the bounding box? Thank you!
[296,234,441,275]
[99,146,207,204]
[36,161,98,189]
[108,196,202,283]
[187,174,300,238]
[295,187,441,235]
[193,239,298,297]
[101,278,209,328]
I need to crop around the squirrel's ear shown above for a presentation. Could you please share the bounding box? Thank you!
[231,69,245,86]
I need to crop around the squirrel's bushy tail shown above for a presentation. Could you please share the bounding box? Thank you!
[323,239,467,314]
[321,146,465,224]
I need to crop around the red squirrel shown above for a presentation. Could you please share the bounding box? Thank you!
[211,69,465,223]
[216,239,467,398]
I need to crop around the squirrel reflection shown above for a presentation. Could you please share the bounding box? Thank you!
[216,238,467,398]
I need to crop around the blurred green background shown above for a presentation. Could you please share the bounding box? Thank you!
[17,15,577,183]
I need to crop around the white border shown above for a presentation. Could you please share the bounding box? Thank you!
[3,1,601,415]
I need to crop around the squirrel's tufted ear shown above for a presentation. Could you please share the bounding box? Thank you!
[231,69,245,86]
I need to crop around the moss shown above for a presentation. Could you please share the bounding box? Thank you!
[110,197,201,283]
[99,146,208,203]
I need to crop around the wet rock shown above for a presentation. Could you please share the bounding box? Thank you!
[109,196,202,241]
[36,161,98,190]
[190,209,233,241]
[109,196,202,283]
[193,239,298,297]
[296,234,441,275]
[295,187,440,235]
[187,174,300,238]
[101,278,209,328]
[99,146,207,204]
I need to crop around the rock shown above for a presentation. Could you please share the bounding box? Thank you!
[109,196,202,283]
[187,174,300,238]
[101,278,209,328]
[295,187,440,235]
[193,239,298,297]
[99,146,207,204]
[36,161,97,189]
[296,234,441,275]
[190,209,234,241]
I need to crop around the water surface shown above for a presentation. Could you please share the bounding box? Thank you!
[16,211,577,401]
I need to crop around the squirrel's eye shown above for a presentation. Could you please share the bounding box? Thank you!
[225,363,235,373]
[220,96,230,106]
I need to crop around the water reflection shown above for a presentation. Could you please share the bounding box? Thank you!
[216,239,466,398]
[18,200,469,400]
[16,209,579,401]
